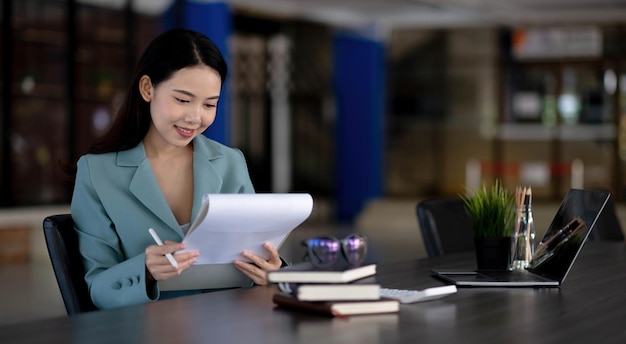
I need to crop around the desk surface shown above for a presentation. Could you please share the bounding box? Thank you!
[2,242,626,344]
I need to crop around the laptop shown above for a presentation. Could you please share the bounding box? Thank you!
[432,189,610,287]
[159,264,252,291]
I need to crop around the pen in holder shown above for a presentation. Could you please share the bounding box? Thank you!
[511,186,535,270]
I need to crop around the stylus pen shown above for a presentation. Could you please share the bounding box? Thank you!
[148,228,179,268]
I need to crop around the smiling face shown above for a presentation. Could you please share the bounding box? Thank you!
[139,64,222,151]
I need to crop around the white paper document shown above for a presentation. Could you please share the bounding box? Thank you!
[181,193,313,264]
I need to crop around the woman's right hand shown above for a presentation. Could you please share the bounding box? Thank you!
[145,241,199,281]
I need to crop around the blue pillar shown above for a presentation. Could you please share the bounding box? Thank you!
[163,1,232,145]
[333,31,385,223]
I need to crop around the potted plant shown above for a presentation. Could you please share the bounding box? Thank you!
[461,179,515,270]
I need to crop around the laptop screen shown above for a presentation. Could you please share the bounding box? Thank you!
[527,189,610,282]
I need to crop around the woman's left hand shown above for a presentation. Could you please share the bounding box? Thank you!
[234,242,283,285]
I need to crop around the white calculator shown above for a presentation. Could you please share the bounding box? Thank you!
[379,285,457,304]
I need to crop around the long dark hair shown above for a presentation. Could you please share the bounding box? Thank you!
[88,28,227,154]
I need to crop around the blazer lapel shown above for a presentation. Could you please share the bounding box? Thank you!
[119,143,182,236]
[190,137,224,222]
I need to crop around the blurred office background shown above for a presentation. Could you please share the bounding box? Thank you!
[1,0,626,325]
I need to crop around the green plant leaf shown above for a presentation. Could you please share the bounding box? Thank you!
[460,179,515,238]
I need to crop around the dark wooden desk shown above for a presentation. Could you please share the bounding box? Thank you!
[2,242,626,344]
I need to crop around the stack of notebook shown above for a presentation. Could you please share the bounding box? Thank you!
[267,262,400,317]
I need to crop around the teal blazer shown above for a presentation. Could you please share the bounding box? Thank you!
[71,136,254,310]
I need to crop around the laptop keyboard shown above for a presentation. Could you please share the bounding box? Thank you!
[481,270,547,282]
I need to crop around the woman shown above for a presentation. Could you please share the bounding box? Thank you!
[71,29,282,310]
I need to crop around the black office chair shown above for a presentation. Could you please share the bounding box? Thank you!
[416,197,475,257]
[43,214,97,315]
[588,196,625,242]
